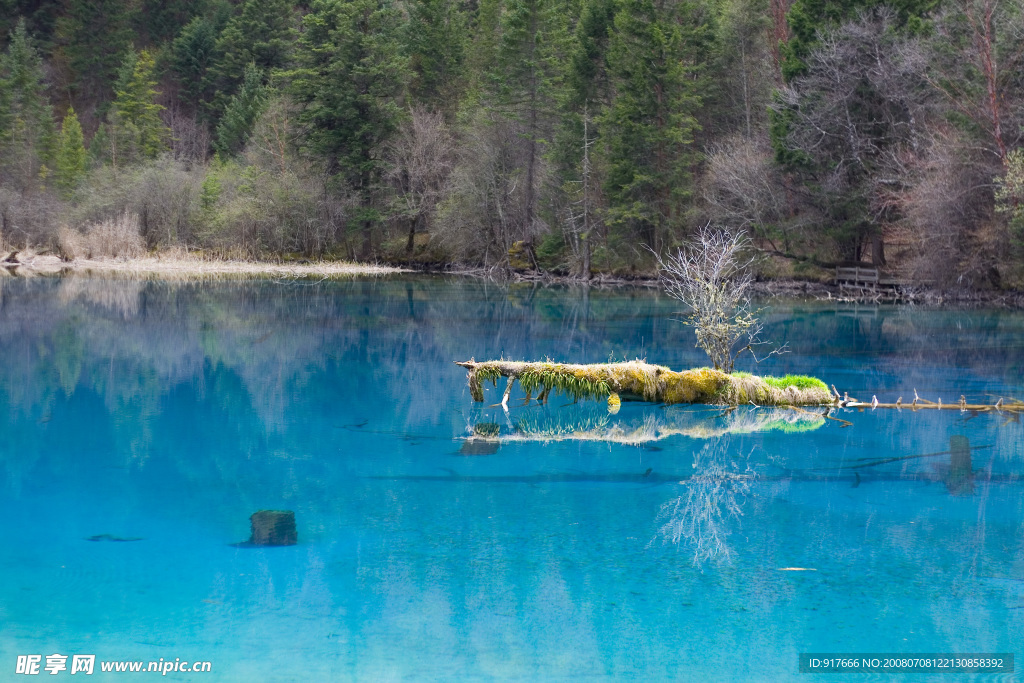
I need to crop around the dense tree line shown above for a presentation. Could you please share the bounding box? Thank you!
[0,0,1023,286]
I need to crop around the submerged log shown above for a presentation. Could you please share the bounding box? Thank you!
[455,359,834,407]
[249,510,297,546]
[844,399,1024,413]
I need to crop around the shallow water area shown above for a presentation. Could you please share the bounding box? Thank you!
[1,275,1022,680]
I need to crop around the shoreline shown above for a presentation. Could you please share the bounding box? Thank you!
[1,252,405,279]
[446,265,1024,309]
[5,251,1024,308]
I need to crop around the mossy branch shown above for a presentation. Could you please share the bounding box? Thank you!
[455,359,833,406]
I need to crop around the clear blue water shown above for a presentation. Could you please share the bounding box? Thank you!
[1,275,1023,681]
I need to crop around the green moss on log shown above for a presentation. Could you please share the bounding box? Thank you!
[733,372,828,392]
[456,360,833,406]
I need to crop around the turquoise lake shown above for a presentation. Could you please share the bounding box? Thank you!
[1,275,1022,680]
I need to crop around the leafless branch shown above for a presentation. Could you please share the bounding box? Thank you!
[653,226,786,373]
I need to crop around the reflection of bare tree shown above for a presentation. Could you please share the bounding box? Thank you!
[58,275,143,319]
[653,439,755,567]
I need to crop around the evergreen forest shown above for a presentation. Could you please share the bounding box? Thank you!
[1,0,1024,286]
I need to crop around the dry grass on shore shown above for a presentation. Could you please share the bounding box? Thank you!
[1,248,404,280]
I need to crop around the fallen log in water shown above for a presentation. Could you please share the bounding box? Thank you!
[455,359,834,407]
[455,359,1024,413]
[843,390,1024,414]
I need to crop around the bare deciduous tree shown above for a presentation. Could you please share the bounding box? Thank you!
[769,0,792,80]
[702,134,792,251]
[0,187,63,249]
[560,109,602,279]
[713,0,777,138]
[903,127,1003,288]
[164,102,211,164]
[656,226,784,373]
[245,96,301,176]
[386,106,455,256]
[239,96,350,257]
[776,9,927,263]
[435,110,545,270]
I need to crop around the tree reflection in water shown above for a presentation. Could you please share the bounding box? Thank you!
[463,403,823,446]
[652,438,754,568]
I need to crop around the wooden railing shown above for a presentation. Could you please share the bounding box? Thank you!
[834,266,905,296]
[835,266,879,290]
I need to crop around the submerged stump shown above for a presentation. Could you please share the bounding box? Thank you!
[945,435,975,496]
[455,359,833,407]
[249,510,297,546]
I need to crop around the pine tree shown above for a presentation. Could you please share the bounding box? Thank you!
[110,50,169,163]
[214,63,269,157]
[209,0,296,112]
[781,0,934,80]
[171,5,234,111]
[54,105,86,196]
[287,0,409,258]
[551,0,617,258]
[172,17,221,109]
[404,0,466,109]
[566,0,616,111]
[87,119,109,165]
[54,0,134,98]
[0,18,55,191]
[0,2,62,52]
[489,0,572,254]
[137,0,205,44]
[599,0,706,250]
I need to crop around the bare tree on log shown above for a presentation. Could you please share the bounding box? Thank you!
[656,226,785,373]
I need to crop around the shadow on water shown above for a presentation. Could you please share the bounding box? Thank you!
[375,433,1016,488]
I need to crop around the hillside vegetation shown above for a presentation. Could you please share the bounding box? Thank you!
[1,0,1023,287]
